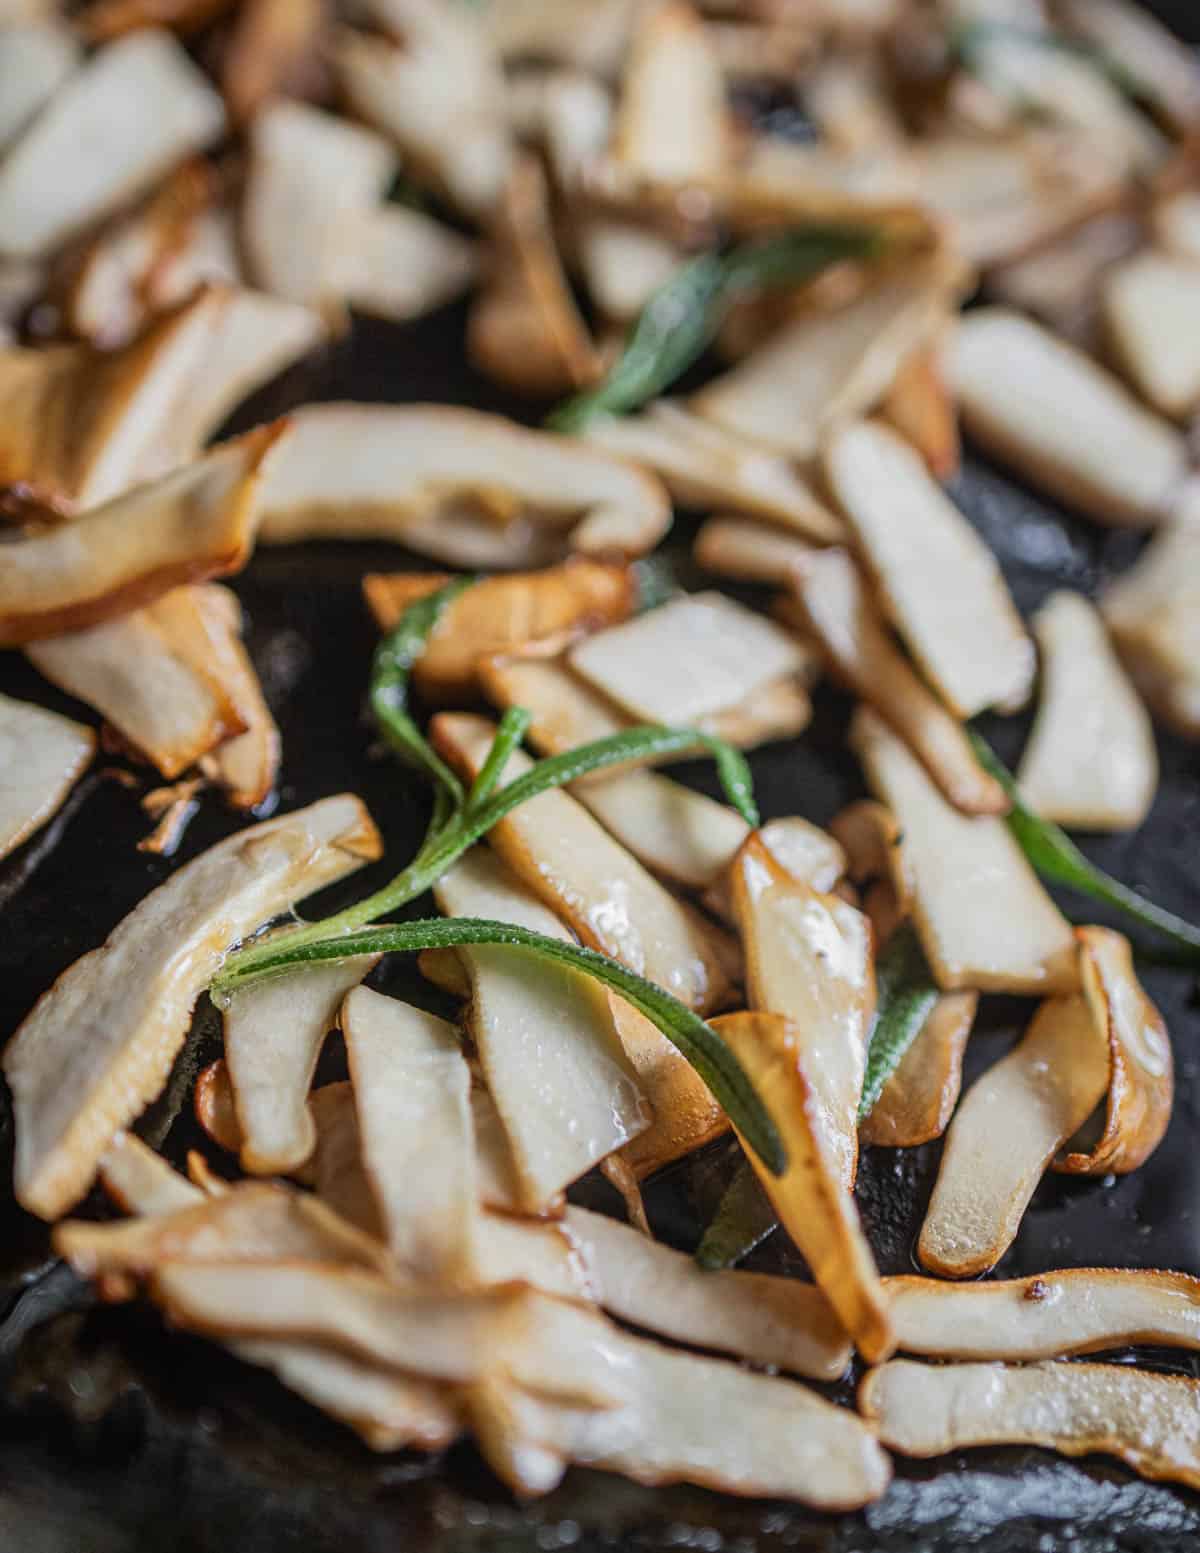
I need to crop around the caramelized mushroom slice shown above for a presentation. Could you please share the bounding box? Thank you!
[850,709,1078,994]
[879,341,959,480]
[861,1359,1200,1492]
[75,0,235,38]
[694,517,819,585]
[221,0,327,127]
[918,994,1109,1278]
[952,308,1188,529]
[0,20,79,152]
[859,991,977,1150]
[193,1058,242,1155]
[4,793,381,1219]
[611,0,728,184]
[0,29,225,259]
[1017,590,1157,832]
[0,693,94,862]
[257,404,671,561]
[1103,252,1200,421]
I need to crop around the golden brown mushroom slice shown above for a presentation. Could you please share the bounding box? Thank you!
[0,423,285,646]
[712,1011,894,1364]
[257,403,671,562]
[4,793,381,1219]
[0,693,94,862]
[1103,252,1200,422]
[1017,591,1157,832]
[886,1268,1200,1361]
[824,420,1034,718]
[75,0,235,38]
[563,1206,851,1381]
[1055,926,1173,1178]
[860,1359,1200,1493]
[785,549,1009,815]
[221,0,327,128]
[611,0,729,184]
[918,994,1109,1279]
[850,709,1078,995]
[0,29,225,261]
[879,342,960,481]
[858,992,977,1151]
[952,308,1189,529]
[0,20,79,153]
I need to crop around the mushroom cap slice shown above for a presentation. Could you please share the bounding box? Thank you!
[0,21,79,153]
[860,1358,1200,1492]
[850,708,1078,995]
[0,422,286,645]
[694,517,820,585]
[0,692,94,862]
[917,994,1109,1278]
[952,308,1188,529]
[886,1268,1200,1361]
[1017,590,1157,832]
[257,403,671,562]
[1103,251,1200,421]
[0,29,225,260]
[4,792,381,1219]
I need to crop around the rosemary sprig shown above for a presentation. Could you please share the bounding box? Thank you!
[858,923,940,1121]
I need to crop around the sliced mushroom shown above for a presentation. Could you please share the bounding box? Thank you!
[586,403,846,542]
[0,423,285,646]
[484,0,639,76]
[194,1057,241,1155]
[4,793,381,1219]
[694,516,819,585]
[785,549,1009,814]
[478,649,630,762]
[468,1212,590,1301]
[0,693,94,862]
[221,0,327,127]
[1017,590,1157,832]
[1058,0,1200,135]
[99,1133,203,1217]
[257,403,671,562]
[986,209,1143,348]
[1103,251,1200,422]
[363,560,634,702]
[859,991,977,1150]
[860,1359,1200,1492]
[0,20,79,152]
[576,220,684,324]
[952,308,1189,528]
[829,797,904,889]
[563,1205,851,1380]
[918,994,1109,1278]
[75,0,235,38]
[0,29,225,260]
[611,0,728,184]
[433,847,649,1214]
[1152,191,1200,267]
[879,340,960,480]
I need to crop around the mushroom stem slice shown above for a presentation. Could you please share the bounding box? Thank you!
[0,693,95,863]
[571,768,750,891]
[1016,590,1157,832]
[694,517,819,585]
[860,1358,1200,1492]
[918,994,1109,1279]
[221,0,328,128]
[611,0,729,185]
[1102,252,1200,421]
[709,1011,895,1364]
[886,1268,1200,1361]
[850,709,1078,995]
[4,793,381,1220]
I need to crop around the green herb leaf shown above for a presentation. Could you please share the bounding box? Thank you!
[466,707,533,814]
[547,225,887,434]
[858,923,940,1121]
[695,1157,779,1270]
[214,916,787,1176]
[971,732,1200,960]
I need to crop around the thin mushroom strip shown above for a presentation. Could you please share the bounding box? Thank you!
[0,694,94,863]
[859,991,977,1150]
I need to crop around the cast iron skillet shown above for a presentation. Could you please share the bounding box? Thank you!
[3,9,1200,1546]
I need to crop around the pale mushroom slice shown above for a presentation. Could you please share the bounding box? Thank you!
[431,715,737,1015]
[563,1206,851,1381]
[485,0,638,76]
[952,308,1189,529]
[0,21,79,152]
[858,992,977,1150]
[1057,0,1200,135]
[860,1359,1200,1493]
[0,423,285,646]
[99,1133,203,1217]
[611,0,729,184]
[331,203,478,326]
[1103,252,1200,422]
[1153,191,1200,267]
[342,987,477,1283]
[585,404,846,542]
[363,559,634,703]
[986,210,1142,348]
[223,959,377,1176]
[1016,591,1157,832]
[468,1213,590,1301]
[886,1268,1200,1361]
[712,1011,894,1364]
[4,793,381,1219]
[851,710,1078,994]
[256,403,671,562]
[0,29,225,260]
[879,341,960,481]
[824,420,1034,718]
[785,549,1009,815]
[577,221,684,324]
[433,847,649,1214]
[918,994,1109,1279]
[694,517,819,585]
[0,693,94,862]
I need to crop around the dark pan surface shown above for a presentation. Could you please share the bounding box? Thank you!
[4,9,1200,1545]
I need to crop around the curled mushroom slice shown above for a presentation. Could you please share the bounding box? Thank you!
[4,793,381,1219]
[952,308,1188,529]
[257,403,671,562]
[224,959,377,1176]
[785,549,1009,815]
[564,1206,851,1380]
[860,1359,1200,1493]
[694,517,819,585]
[1103,252,1200,422]
[434,847,649,1214]
[850,709,1077,994]
[0,29,225,260]
[829,798,903,889]
[611,0,728,184]
[586,404,845,542]
[824,420,1034,718]
[858,992,977,1150]
[0,423,285,646]
[918,994,1109,1278]
[1016,591,1157,833]
[194,1057,241,1155]
[0,693,94,862]
[0,21,79,152]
